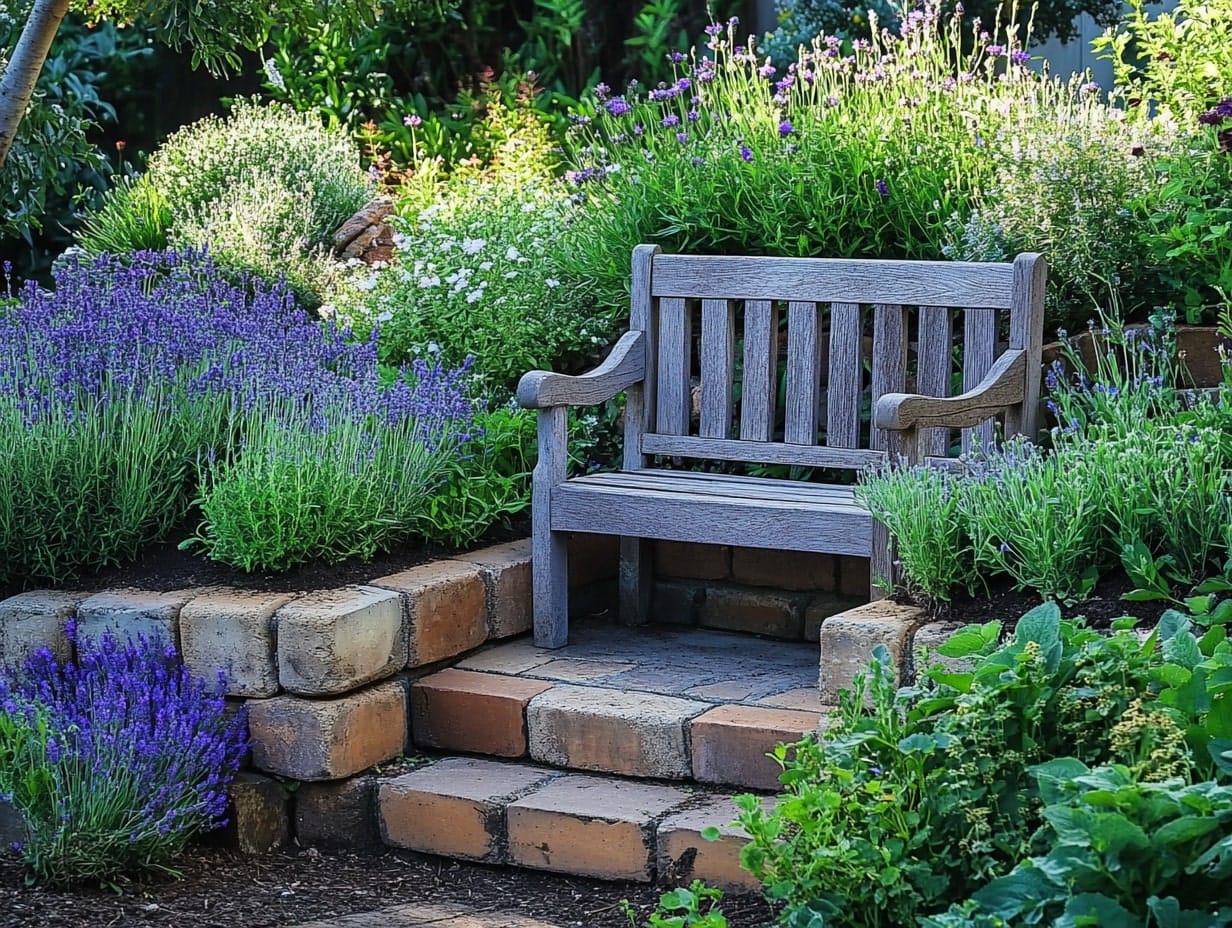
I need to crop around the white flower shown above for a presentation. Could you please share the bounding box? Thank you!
[545,278,560,288]
[466,288,486,304]
[461,237,486,255]
[427,342,441,354]
[504,271,519,280]
[506,245,522,260]
[479,261,493,271]
[418,275,440,288]
[376,310,394,323]
[355,275,379,292]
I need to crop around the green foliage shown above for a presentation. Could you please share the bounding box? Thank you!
[339,106,606,394]
[739,604,1232,928]
[946,104,1163,333]
[1138,127,1232,325]
[855,465,976,601]
[78,98,372,307]
[1094,0,1232,122]
[625,881,729,928]
[412,403,535,549]
[560,5,1104,316]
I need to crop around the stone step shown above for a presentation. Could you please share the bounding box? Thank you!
[409,625,831,791]
[376,755,767,889]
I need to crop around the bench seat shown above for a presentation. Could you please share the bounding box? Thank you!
[551,470,870,555]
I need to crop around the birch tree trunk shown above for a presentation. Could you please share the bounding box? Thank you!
[0,0,72,167]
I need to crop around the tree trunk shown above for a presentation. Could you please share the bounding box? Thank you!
[0,0,72,167]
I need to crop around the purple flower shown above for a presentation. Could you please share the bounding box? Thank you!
[687,109,700,122]
[668,51,685,64]
[402,114,422,128]
[739,145,754,163]
[987,44,1005,56]
[662,114,680,127]
[704,22,722,36]
[779,119,794,137]
[1198,98,1232,126]
[605,96,632,117]
[875,178,889,198]
[1011,50,1031,65]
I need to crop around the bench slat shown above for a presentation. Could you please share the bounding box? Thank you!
[642,433,883,469]
[916,305,953,458]
[652,254,1015,307]
[785,301,821,444]
[700,299,735,439]
[826,302,863,448]
[552,480,872,555]
[962,307,998,453]
[576,470,859,503]
[870,303,908,453]
[739,300,777,442]
[656,296,692,436]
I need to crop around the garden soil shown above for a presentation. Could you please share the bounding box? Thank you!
[0,847,775,928]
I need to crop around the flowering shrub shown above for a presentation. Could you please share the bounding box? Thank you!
[0,626,248,885]
[340,109,603,392]
[78,99,372,307]
[0,250,475,583]
[559,4,1111,315]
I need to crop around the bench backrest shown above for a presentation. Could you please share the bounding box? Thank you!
[622,244,1047,472]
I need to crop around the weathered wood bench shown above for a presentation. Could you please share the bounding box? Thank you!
[517,245,1047,648]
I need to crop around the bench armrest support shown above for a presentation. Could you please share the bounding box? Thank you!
[517,331,646,410]
[874,349,1026,432]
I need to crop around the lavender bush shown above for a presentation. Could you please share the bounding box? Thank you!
[0,626,248,886]
[0,249,476,583]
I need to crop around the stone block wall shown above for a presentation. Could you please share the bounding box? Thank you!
[565,535,869,642]
[0,538,537,855]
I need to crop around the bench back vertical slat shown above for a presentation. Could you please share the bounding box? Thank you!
[961,306,998,453]
[656,296,692,436]
[1005,253,1048,438]
[825,302,863,449]
[699,299,735,439]
[870,303,908,453]
[784,301,822,444]
[916,305,954,458]
[624,244,659,470]
[739,300,778,442]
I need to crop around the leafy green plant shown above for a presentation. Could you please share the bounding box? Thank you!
[624,881,729,928]
[76,174,171,255]
[1094,0,1232,122]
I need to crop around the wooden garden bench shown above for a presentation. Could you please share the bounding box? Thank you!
[517,245,1047,648]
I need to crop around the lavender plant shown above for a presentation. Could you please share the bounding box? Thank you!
[0,249,476,583]
[0,626,248,885]
[559,3,1095,314]
[855,463,977,601]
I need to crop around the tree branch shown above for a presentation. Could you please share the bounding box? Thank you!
[0,0,72,167]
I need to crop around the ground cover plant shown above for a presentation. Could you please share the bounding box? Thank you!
[0,626,248,886]
[729,602,1232,927]
[0,248,476,583]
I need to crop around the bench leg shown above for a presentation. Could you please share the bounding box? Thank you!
[870,520,894,601]
[618,537,652,626]
[533,529,569,648]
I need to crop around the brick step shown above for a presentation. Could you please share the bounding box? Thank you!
[410,663,827,792]
[377,755,767,888]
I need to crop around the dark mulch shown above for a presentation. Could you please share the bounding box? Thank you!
[916,566,1180,631]
[0,847,776,928]
[0,516,530,602]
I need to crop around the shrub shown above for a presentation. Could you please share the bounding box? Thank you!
[341,108,603,393]
[559,4,1103,316]
[945,103,1163,333]
[78,99,372,306]
[187,359,474,571]
[0,626,248,886]
[739,603,1232,928]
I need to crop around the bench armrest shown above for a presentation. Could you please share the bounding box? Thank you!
[874,349,1027,432]
[517,331,646,410]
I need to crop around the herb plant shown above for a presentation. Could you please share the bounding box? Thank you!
[0,626,248,886]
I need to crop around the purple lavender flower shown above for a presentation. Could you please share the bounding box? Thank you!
[987,44,1005,56]
[662,114,680,128]
[779,119,794,137]
[605,97,632,117]
[676,131,688,144]
[1198,98,1232,126]
[402,114,422,127]
[739,145,754,163]
[875,178,889,198]
[1011,50,1031,65]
